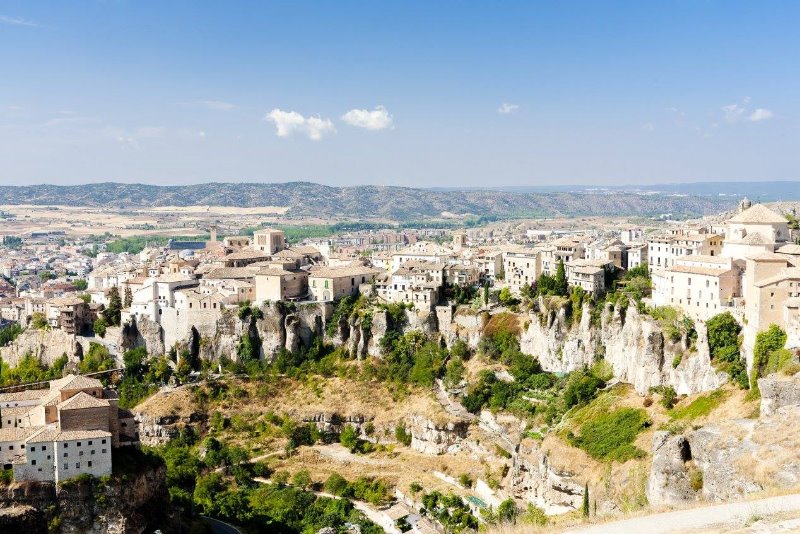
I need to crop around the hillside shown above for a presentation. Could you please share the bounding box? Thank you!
[0,182,745,220]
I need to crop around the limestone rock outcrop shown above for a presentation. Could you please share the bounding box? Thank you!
[408,414,470,455]
[507,439,585,515]
[647,406,800,504]
[520,302,726,395]
[0,328,79,367]
[0,463,171,533]
[758,373,800,416]
[646,431,700,506]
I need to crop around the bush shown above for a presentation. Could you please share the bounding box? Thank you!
[754,324,788,371]
[340,425,359,452]
[660,386,677,409]
[324,473,349,496]
[521,503,548,526]
[569,408,649,462]
[689,467,703,492]
[563,369,605,409]
[395,423,412,446]
[706,312,741,358]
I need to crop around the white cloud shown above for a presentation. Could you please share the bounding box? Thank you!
[748,108,774,122]
[498,102,519,114]
[642,122,655,132]
[265,109,336,140]
[722,103,746,123]
[0,15,37,27]
[341,106,394,130]
[200,100,236,111]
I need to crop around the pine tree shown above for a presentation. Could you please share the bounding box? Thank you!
[582,482,590,518]
[483,282,489,306]
[124,286,133,308]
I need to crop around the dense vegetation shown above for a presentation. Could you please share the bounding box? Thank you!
[706,312,748,388]
[152,416,384,533]
[568,408,649,462]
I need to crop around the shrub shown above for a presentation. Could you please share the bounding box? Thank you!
[754,324,788,370]
[706,312,741,358]
[660,386,677,409]
[521,503,548,526]
[340,425,359,452]
[563,369,605,409]
[669,389,728,420]
[569,408,649,462]
[395,423,412,446]
[324,473,349,496]
[689,467,703,492]
[457,473,473,488]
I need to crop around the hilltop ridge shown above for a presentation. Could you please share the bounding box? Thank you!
[0,181,755,220]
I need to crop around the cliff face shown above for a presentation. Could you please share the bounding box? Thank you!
[0,327,79,367]
[0,463,171,534]
[508,439,585,515]
[758,374,800,416]
[647,405,800,505]
[520,303,726,395]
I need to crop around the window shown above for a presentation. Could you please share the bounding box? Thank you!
[64,453,68,457]
[76,463,80,469]
[102,449,107,454]
[101,439,106,445]
[88,461,92,467]
[77,442,81,447]
[31,459,36,465]
[63,443,68,448]
[42,446,46,451]
[91,450,95,455]
[30,446,35,452]
[64,464,68,470]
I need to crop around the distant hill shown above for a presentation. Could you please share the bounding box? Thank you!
[433,180,800,202]
[0,181,761,220]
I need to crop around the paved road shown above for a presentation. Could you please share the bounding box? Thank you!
[565,493,800,534]
[201,515,242,534]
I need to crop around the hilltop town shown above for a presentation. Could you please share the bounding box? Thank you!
[0,197,799,533]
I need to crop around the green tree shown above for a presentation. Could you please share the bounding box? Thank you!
[497,498,518,524]
[30,312,49,330]
[483,283,489,306]
[103,286,122,326]
[324,473,349,496]
[292,469,311,490]
[124,286,133,308]
[93,317,108,338]
[555,259,568,296]
[706,312,741,358]
[72,279,88,291]
[754,324,787,371]
[340,425,359,452]
[582,483,590,518]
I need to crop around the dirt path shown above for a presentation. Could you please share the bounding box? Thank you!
[565,493,800,534]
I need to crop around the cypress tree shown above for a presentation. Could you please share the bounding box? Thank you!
[582,482,590,518]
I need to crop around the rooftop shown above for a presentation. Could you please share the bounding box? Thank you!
[728,204,787,225]
[58,391,111,411]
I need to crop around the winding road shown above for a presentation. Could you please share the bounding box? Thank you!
[565,493,800,533]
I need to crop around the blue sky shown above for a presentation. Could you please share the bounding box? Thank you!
[0,1,798,187]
